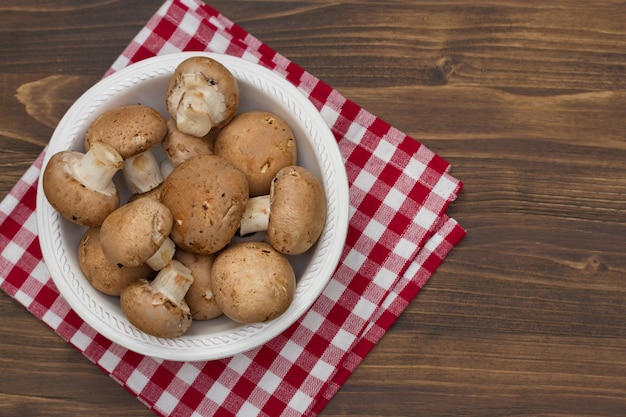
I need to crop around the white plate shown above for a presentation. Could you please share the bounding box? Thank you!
[36,52,349,361]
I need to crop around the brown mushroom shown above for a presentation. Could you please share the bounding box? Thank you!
[42,141,123,227]
[175,249,222,320]
[78,227,155,296]
[213,111,297,196]
[166,56,239,137]
[83,104,168,195]
[120,260,194,338]
[160,154,249,255]
[239,165,327,255]
[99,197,175,270]
[211,241,296,324]
[162,118,215,166]
[84,104,167,159]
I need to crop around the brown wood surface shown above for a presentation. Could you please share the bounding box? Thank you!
[2,1,626,416]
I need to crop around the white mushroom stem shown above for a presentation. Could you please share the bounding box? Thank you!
[160,158,175,179]
[69,141,123,196]
[123,149,163,194]
[173,73,227,137]
[176,89,214,137]
[150,260,194,306]
[239,195,271,236]
[146,237,176,271]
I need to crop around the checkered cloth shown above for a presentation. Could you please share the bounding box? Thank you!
[0,0,465,415]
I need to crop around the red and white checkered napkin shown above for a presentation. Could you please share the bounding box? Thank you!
[0,0,464,415]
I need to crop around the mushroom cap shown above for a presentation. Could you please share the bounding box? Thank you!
[99,197,174,267]
[211,241,296,324]
[214,111,297,196]
[120,278,192,339]
[166,56,239,134]
[175,249,222,320]
[78,227,155,296]
[42,150,120,227]
[163,118,215,166]
[84,104,167,159]
[160,154,249,255]
[268,166,327,255]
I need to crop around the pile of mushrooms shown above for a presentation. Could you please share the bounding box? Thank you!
[42,56,327,339]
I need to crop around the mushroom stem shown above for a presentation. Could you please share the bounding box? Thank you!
[175,88,215,137]
[150,260,194,306]
[123,149,164,194]
[176,87,224,137]
[160,158,175,179]
[146,237,176,271]
[172,72,228,137]
[239,195,271,236]
[70,141,123,196]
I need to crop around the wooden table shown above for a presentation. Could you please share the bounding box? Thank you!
[2,1,625,416]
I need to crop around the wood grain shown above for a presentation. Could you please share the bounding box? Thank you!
[1,1,626,416]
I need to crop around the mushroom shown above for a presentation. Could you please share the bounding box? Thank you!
[211,241,296,324]
[84,104,167,159]
[160,154,249,255]
[78,227,155,296]
[213,111,297,196]
[120,259,194,338]
[99,197,175,271]
[42,141,123,227]
[166,56,239,137]
[162,118,215,166]
[239,165,327,255]
[175,249,222,320]
[83,104,168,195]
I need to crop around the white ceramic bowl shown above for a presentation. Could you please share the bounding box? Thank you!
[36,52,349,361]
